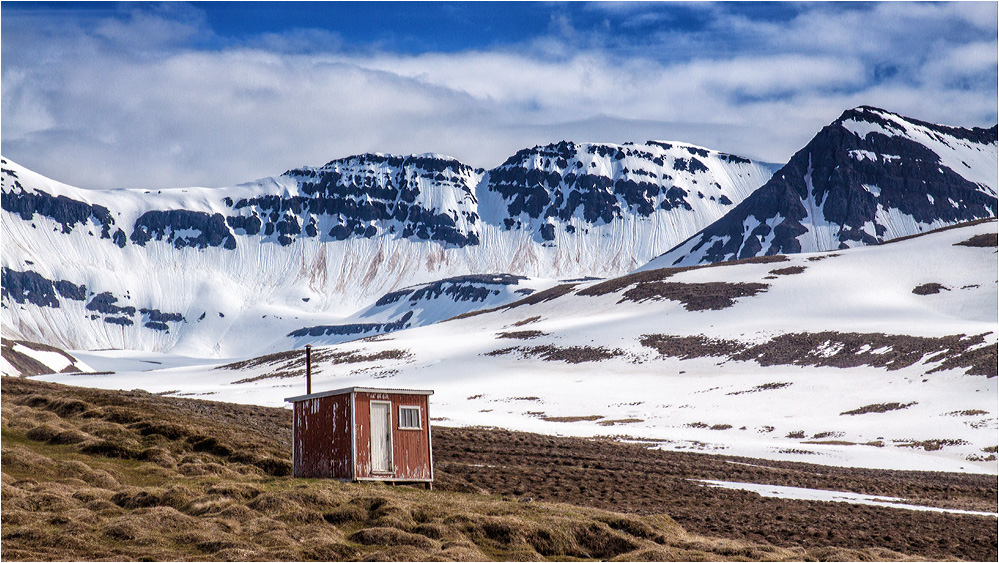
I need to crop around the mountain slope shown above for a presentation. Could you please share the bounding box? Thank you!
[1,142,772,357]
[39,220,999,473]
[648,107,997,268]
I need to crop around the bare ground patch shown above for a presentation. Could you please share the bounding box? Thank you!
[224,349,411,384]
[577,255,788,298]
[943,409,989,417]
[912,283,949,295]
[954,233,998,247]
[541,415,605,423]
[895,439,969,452]
[512,316,542,327]
[841,402,917,416]
[496,330,549,340]
[596,419,645,426]
[639,334,745,360]
[807,253,840,261]
[768,266,806,275]
[641,331,997,376]
[620,281,770,311]
[727,382,792,396]
[485,345,624,364]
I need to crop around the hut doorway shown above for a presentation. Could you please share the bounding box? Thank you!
[370,401,393,473]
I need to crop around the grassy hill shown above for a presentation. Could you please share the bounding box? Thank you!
[2,377,994,561]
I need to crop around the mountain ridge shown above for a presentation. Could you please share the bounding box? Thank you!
[1,139,772,356]
[646,106,998,268]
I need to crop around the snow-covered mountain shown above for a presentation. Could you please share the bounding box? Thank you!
[649,107,997,268]
[1,141,773,356]
[39,219,999,473]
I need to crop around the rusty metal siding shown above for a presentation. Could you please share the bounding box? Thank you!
[292,394,352,479]
[353,391,431,481]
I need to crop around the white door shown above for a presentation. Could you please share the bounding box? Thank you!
[370,402,392,473]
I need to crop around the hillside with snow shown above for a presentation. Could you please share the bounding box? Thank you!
[38,220,999,473]
[1,142,772,357]
[651,107,997,268]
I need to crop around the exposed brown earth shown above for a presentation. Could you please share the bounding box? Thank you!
[769,266,807,275]
[954,233,998,247]
[511,316,542,327]
[3,378,996,561]
[223,348,412,384]
[841,402,917,416]
[576,255,788,298]
[641,331,998,376]
[0,340,90,377]
[912,283,949,295]
[485,345,624,364]
[620,281,770,310]
[495,330,548,340]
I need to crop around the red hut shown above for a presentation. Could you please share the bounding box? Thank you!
[285,387,434,486]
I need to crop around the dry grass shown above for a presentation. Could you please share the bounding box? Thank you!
[1,377,936,562]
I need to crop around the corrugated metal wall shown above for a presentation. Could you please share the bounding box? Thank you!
[292,394,352,478]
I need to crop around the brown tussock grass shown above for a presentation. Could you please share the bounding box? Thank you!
[0,377,978,562]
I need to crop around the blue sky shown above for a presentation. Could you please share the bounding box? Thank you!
[2,1,997,190]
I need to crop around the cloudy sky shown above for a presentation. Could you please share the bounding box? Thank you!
[2,1,997,190]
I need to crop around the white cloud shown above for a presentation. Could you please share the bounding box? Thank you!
[1,3,995,191]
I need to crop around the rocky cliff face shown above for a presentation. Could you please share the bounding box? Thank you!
[647,107,997,269]
[480,140,770,243]
[1,141,772,356]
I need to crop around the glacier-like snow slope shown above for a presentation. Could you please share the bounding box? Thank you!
[649,107,997,269]
[284,273,559,349]
[40,220,999,473]
[1,142,772,357]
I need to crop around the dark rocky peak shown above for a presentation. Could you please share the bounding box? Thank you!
[375,273,529,307]
[286,152,479,194]
[836,106,999,145]
[484,140,756,239]
[0,178,124,245]
[227,153,482,248]
[654,107,998,266]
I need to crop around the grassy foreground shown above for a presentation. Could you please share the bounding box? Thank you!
[1,377,930,561]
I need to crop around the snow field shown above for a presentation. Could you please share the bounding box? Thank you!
[40,221,998,474]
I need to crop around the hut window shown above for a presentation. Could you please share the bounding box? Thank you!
[399,406,421,429]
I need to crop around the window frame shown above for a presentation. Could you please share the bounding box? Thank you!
[398,405,422,430]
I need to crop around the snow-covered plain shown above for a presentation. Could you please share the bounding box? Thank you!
[39,220,999,474]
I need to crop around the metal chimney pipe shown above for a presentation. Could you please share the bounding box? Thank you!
[305,344,312,395]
